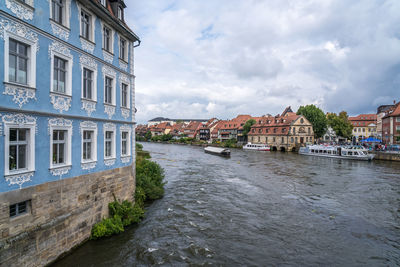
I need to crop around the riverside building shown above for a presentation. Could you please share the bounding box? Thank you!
[247,107,314,152]
[0,0,140,265]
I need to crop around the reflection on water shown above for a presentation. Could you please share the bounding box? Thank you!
[53,143,400,266]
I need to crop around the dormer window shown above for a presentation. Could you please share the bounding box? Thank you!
[118,6,123,20]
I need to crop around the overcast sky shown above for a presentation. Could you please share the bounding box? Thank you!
[126,0,400,124]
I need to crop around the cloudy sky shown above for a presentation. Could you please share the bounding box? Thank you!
[126,0,400,124]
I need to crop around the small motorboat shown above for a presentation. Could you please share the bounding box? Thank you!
[204,146,231,157]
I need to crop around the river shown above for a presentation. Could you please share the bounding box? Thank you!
[53,143,400,266]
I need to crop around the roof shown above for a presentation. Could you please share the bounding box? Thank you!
[349,114,377,121]
[383,101,400,118]
[88,0,140,42]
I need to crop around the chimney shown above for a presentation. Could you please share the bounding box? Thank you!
[394,100,396,105]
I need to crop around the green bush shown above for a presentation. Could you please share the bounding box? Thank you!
[91,215,124,239]
[136,158,165,200]
[136,143,143,151]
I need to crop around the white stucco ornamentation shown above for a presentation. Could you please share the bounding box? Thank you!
[119,60,128,72]
[2,113,36,126]
[104,105,115,119]
[3,84,36,108]
[50,21,70,40]
[79,55,97,69]
[48,41,72,59]
[81,99,96,116]
[0,19,39,51]
[121,108,130,119]
[6,172,34,189]
[50,166,71,177]
[80,38,95,53]
[121,156,131,164]
[5,0,34,21]
[81,162,96,170]
[50,94,72,113]
[80,120,97,132]
[48,117,73,135]
[119,74,130,84]
[103,50,114,63]
[104,159,115,166]
[102,65,116,77]
[104,122,116,131]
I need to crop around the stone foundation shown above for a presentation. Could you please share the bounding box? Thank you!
[374,151,400,162]
[0,165,135,267]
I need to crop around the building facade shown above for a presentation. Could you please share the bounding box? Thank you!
[248,107,314,151]
[382,102,400,145]
[0,0,139,265]
[349,114,377,141]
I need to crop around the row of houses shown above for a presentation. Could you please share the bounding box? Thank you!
[139,100,400,149]
[137,107,315,151]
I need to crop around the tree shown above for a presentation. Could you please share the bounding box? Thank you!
[144,131,152,141]
[243,119,256,136]
[326,111,353,139]
[297,105,327,139]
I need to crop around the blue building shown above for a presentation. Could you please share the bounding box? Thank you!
[0,1,140,264]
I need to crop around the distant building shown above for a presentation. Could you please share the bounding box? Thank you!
[377,103,396,139]
[218,115,252,142]
[349,114,377,141]
[147,117,208,127]
[248,107,314,151]
[382,101,400,144]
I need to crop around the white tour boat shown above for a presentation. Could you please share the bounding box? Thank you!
[299,145,374,161]
[243,143,270,151]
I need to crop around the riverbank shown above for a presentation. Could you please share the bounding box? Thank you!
[374,151,400,162]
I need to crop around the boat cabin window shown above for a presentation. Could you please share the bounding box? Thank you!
[348,152,353,155]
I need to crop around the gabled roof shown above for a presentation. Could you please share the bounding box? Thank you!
[383,101,400,118]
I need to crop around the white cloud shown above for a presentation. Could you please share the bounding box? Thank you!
[126,0,400,123]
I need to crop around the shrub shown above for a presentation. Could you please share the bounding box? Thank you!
[91,215,124,239]
[136,158,165,200]
[136,143,143,151]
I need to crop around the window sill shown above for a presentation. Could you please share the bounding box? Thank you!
[82,98,97,103]
[4,81,36,91]
[49,19,70,31]
[10,211,31,222]
[12,0,35,11]
[119,58,128,64]
[80,36,95,45]
[104,157,116,160]
[51,91,71,98]
[102,49,114,56]
[5,170,35,177]
[49,164,72,171]
[121,106,130,110]
[104,103,116,107]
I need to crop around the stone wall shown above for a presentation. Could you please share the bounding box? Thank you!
[0,165,135,267]
[374,151,400,162]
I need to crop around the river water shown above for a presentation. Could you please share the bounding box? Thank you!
[54,143,400,266]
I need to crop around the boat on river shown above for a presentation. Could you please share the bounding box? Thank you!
[204,146,231,157]
[243,143,270,151]
[299,145,374,161]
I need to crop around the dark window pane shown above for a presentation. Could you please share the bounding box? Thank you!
[18,202,27,214]
[9,145,17,170]
[59,143,65,163]
[18,145,26,169]
[10,204,17,217]
[53,143,58,164]
[10,129,17,141]
[19,129,26,141]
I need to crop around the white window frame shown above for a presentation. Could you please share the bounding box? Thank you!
[119,35,128,62]
[396,117,400,123]
[50,52,73,96]
[120,82,130,109]
[100,0,106,7]
[4,32,37,88]
[120,126,131,157]
[4,124,35,176]
[81,64,98,102]
[103,125,116,160]
[101,22,114,54]
[49,0,71,28]
[103,73,116,106]
[80,122,97,164]
[49,125,72,169]
[78,6,96,42]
